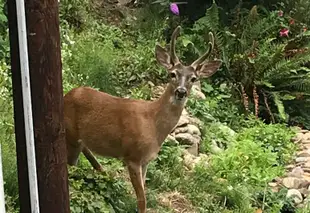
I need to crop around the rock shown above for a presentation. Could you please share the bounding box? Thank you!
[182,109,189,116]
[182,151,207,169]
[298,188,309,197]
[176,116,190,128]
[303,162,310,168]
[191,88,206,100]
[174,125,201,136]
[293,132,305,143]
[286,189,303,204]
[296,157,310,163]
[288,167,304,178]
[303,140,310,144]
[183,151,196,169]
[174,126,190,134]
[297,150,310,158]
[210,140,224,154]
[282,177,307,189]
[187,124,201,136]
[166,135,179,145]
[175,133,200,146]
[187,142,199,156]
[304,132,310,140]
[188,117,203,128]
[286,164,295,170]
[268,182,278,187]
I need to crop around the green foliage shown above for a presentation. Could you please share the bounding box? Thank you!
[68,157,136,213]
[189,1,310,126]
[59,0,93,30]
[147,143,185,191]
[237,123,297,165]
[211,138,283,186]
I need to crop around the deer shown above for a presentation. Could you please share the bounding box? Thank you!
[63,26,221,213]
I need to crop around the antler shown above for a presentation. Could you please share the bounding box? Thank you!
[191,32,215,69]
[170,26,181,65]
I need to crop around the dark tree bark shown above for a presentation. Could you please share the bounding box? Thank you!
[7,1,31,212]
[7,0,70,212]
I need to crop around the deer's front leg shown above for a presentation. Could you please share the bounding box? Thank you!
[142,164,148,187]
[127,162,146,213]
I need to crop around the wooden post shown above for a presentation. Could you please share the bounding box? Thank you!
[7,0,31,211]
[7,0,70,212]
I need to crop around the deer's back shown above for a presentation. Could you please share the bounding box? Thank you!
[64,87,159,163]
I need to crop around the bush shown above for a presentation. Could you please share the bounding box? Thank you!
[68,157,136,213]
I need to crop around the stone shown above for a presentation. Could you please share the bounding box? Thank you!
[296,157,310,163]
[175,133,200,146]
[187,142,199,156]
[182,150,207,168]
[187,124,201,136]
[182,109,189,116]
[176,116,190,128]
[188,117,203,127]
[174,126,190,134]
[297,150,310,158]
[282,177,306,189]
[304,161,310,168]
[288,167,304,178]
[286,164,295,170]
[304,132,310,140]
[268,182,278,187]
[293,132,305,143]
[191,88,206,100]
[298,188,309,197]
[286,189,303,204]
[210,140,224,154]
[303,140,310,144]
[166,135,179,145]
[271,186,280,193]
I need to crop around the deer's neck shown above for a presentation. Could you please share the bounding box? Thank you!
[152,83,186,145]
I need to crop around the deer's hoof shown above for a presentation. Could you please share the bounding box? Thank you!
[135,208,138,213]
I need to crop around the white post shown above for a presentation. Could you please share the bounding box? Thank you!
[15,0,40,212]
[0,144,6,213]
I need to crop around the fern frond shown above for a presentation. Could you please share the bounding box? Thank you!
[272,92,287,120]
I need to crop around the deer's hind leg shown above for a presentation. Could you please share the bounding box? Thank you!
[65,121,83,166]
[82,147,104,172]
[66,138,83,166]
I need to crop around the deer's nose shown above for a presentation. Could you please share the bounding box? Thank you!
[175,87,187,99]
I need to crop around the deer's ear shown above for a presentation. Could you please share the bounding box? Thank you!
[155,44,173,69]
[197,60,222,78]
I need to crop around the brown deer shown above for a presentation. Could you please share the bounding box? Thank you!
[64,26,221,213]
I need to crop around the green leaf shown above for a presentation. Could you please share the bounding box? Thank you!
[272,92,287,120]
[281,94,295,100]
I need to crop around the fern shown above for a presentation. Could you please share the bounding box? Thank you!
[272,92,287,121]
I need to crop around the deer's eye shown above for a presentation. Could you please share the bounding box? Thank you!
[170,72,177,79]
[190,76,197,83]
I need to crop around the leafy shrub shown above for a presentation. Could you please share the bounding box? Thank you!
[200,122,236,153]
[147,143,185,191]
[59,0,93,30]
[69,157,136,213]
[211,137,283,186]
[237,123,297,165]
[188,1,310,125]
